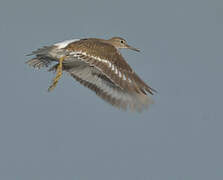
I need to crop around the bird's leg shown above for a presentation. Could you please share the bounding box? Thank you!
[48,56,66,92]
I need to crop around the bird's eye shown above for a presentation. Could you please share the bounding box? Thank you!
[120,40,124,43]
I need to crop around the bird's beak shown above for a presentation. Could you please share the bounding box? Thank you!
[126,44,140,52]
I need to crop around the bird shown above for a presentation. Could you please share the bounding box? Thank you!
[26,37,156,112]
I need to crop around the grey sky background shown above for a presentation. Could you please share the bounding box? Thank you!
[0,0,223,179]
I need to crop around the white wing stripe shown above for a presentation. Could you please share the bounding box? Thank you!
[69,51,133,85]
[123,74,126,80]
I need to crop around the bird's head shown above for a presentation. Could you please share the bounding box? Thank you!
[107,37,140,52]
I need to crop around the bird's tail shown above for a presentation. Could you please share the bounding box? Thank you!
[26,46,55,69]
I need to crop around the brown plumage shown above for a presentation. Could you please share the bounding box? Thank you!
[26,37,156,112]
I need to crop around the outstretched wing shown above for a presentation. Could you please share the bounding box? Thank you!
[65,39,156,96]
[61,61,154,112]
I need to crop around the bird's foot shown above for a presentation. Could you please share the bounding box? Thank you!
[48,56,65,92]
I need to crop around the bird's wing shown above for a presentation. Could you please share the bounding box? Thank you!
[62,62,154,112]
[65,40,156,95]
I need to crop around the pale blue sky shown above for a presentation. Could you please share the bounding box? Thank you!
[0,0,223,179]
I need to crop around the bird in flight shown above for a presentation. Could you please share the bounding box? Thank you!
[26,37,156,112]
